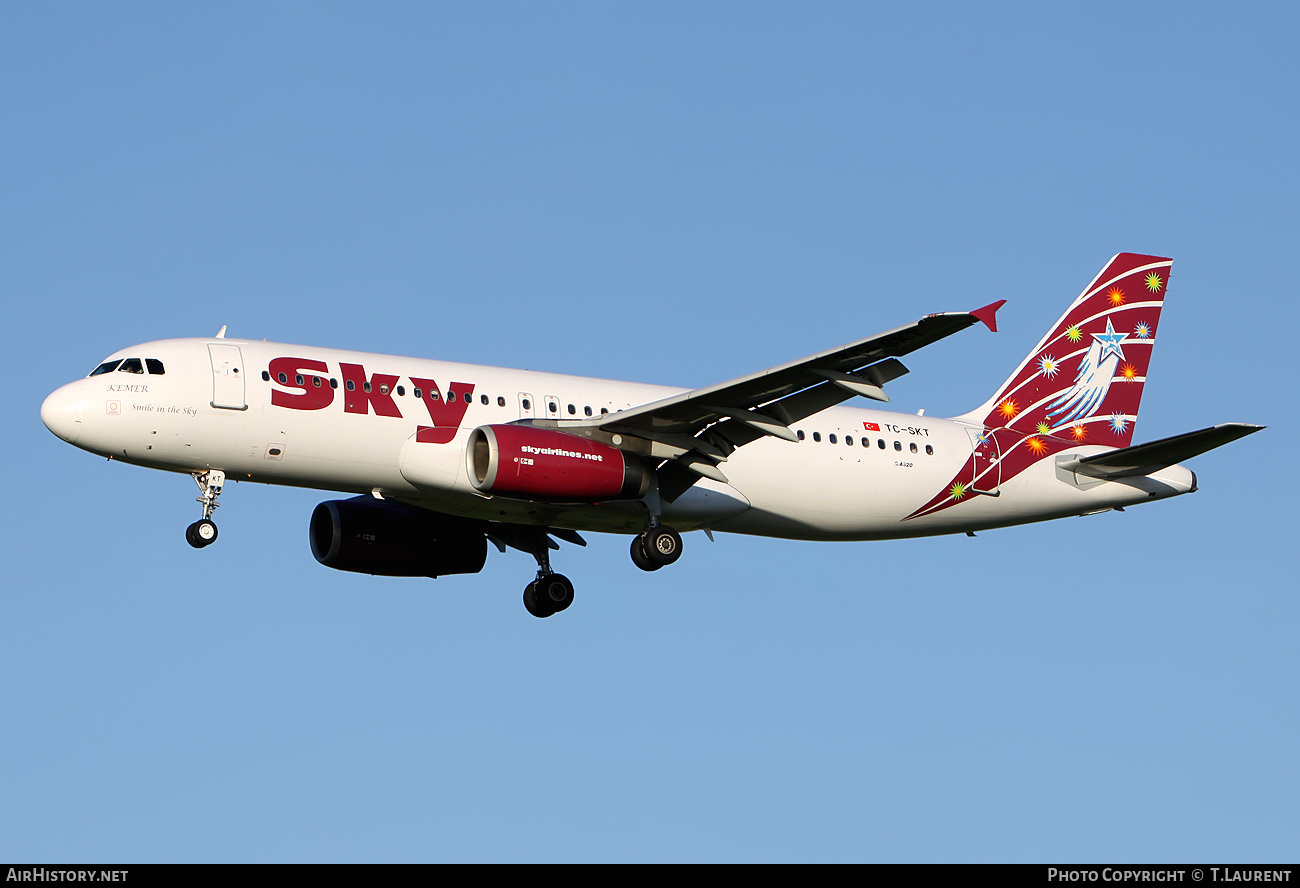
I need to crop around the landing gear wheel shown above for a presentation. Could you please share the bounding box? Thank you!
[523,574,574,618]
[630,535,663,571]
[643,526,682,566]
[186,519,218,549]
[523,582,547,618]
[537,573,574,614]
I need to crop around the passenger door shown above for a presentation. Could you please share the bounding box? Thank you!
[208,344,247,410]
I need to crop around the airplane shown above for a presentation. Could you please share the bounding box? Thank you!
[41,252,1262,618]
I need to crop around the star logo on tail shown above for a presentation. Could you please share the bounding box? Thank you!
[1044,319,1126,426]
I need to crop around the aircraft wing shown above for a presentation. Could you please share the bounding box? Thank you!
[564,302,1005,499]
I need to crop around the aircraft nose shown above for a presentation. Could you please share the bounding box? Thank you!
[42,383,85,445]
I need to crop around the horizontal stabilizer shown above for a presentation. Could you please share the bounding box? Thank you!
[1059,423,1264,480]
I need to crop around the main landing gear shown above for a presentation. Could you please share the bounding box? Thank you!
[630,523,682,572]
[185,470,225,549]
[517,522,682,617]
[520,535,574,619]
[630,480,684,572]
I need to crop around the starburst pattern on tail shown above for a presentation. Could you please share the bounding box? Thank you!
[906,252,1172,521]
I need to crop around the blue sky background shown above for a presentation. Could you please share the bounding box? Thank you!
[3,3,1295,862]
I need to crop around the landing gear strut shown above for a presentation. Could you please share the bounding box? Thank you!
[186,470,225,549]
[522,539,574,619]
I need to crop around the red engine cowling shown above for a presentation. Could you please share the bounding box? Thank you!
[466,424,651,501]
[310,497,488,577]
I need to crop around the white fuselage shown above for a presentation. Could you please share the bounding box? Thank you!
[42,336,1197,541]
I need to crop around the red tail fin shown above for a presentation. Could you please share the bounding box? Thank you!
[960,252,1172,447]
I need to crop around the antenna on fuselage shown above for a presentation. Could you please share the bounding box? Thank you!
[215,325,227,339]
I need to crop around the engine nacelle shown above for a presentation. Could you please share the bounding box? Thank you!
[309,497,488,578]
[467,424,651,501]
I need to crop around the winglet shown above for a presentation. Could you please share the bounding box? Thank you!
[969,300,1006,333]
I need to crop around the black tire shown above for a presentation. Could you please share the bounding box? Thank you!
[630,535,663,571]
[644,526,682,566]
[186,520,217,549]
[537,573,574,613]
[523,582,552,618]
[194,519,218,547]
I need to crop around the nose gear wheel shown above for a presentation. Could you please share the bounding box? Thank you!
[185,470,225,549]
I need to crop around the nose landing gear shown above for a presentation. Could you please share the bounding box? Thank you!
[186,470,225,549]
[185,518,218,548]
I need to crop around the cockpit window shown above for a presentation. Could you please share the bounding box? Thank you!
[145,359,165,375]
[118,358,145,374]
[90,360,122,376]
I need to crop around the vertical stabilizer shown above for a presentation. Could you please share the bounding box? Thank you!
[908,253,1173,521]
[959,252,1172,447]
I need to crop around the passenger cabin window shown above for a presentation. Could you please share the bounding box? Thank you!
[91,360,122,376]
[481,394,489,405]
[463,392,471,403]
[894,441,902,451]
[567,404,576,415]
[925,445,934,455]
[910,442,918,453]
[584,406,592,416]
[119,358,145,374]
[498,396,506,407]
[812,432,821,442]
[145,359,165,375]
[797,430,805,440]
[846,436,854,446]
[878,439,885,449]
[829,434,838,444]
